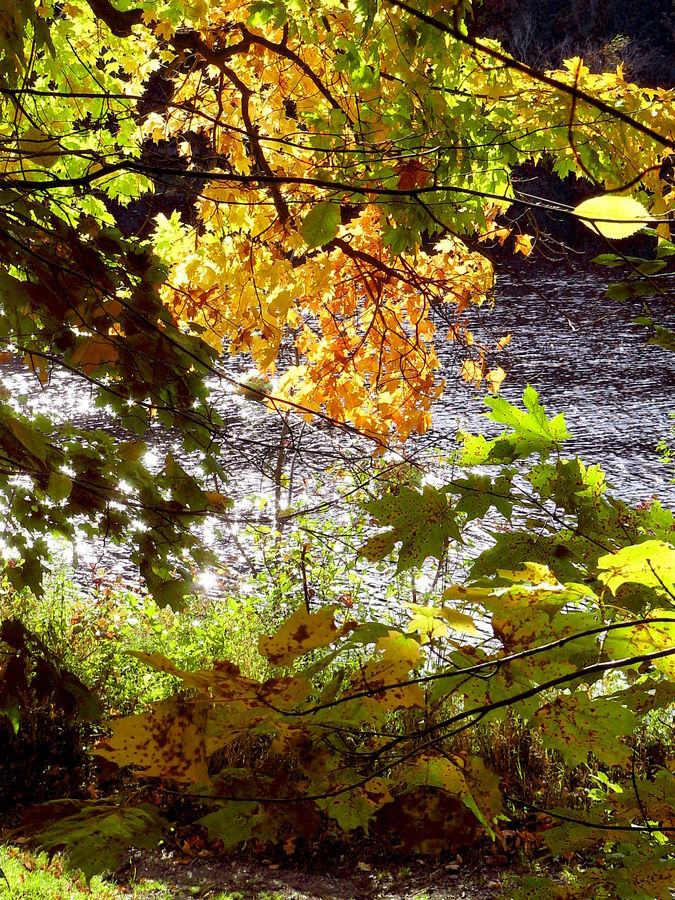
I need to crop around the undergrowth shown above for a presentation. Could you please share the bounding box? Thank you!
[1,562,672,885]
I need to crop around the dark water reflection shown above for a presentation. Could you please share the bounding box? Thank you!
[425,269,675,506]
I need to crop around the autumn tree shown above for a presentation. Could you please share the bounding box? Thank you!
[0,0,674,895]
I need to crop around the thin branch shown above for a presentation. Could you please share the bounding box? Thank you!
[504,794,674,833]
[386,0,675,151]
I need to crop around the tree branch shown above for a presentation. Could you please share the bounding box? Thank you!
[83,0,142,36]
[387,0,675,152]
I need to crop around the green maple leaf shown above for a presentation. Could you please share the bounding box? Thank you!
[21,801,166,881]
[197,801,267,849]
[301,201,340,248]
[460,386,570,465]
[552,154,577,179]
[449,471,514,521]
[533,693,636,768]
[315,778,393,834]
[359,484,461,572]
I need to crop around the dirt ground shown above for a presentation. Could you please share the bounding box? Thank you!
[120,849,516,899]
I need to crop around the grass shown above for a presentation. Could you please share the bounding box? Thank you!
[0,845,297,899]
[0,845,158,898]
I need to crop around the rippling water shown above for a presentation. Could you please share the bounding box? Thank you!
[2,267,674,593]
[426,268,675,506]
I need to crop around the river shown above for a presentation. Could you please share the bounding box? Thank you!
[1,266,674,596]
[426,267,675,505]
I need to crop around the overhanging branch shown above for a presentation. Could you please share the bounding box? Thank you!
[387,0,675,152]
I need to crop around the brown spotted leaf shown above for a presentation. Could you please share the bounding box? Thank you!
[315,777,393,833]
[609,768,675,829]
[598,540,675,596]
[374,788,481,855]
[198,799,321,850]
[360,485,461,572]
[533,693,636,768]
[460,753,505,838]
[258,604,356,667]
[603,611,675,680]
[337,631,425,716]
[403,753,469,794]
[97,696,210,784]
[205,704,269,755]
[132,652,279,701]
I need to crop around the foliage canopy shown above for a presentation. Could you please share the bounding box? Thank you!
[0,0,674,895]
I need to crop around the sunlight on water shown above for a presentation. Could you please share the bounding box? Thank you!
[1,268,674,595]
[198,570,219,591]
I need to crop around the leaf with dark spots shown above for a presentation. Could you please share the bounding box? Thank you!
[292,624,310,643]
[258,604,356,667]
[373,788,481,855]
[96,696,210,784]
[533,693,636,768]
[360,484,461,572]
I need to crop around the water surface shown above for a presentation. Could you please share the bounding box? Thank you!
[2,267,674,594]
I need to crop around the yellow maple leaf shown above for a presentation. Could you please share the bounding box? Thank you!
[153,20,174,40]
[439,607,479,637]
[406,604,449,645]
[375,631,422,669]
[513,233,533,257]
[485,366,506,394]
[460,359,483,388]
[258,604,356,667]
[492,226,511,245]
[98,697,210,784]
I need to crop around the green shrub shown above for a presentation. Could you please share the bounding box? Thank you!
[1,568,274,718]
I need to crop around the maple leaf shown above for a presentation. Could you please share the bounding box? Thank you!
[460,387,571,464]
[460,358,485,388]
[153,20,174,40]
[360,484,461,572]
[301,201,340,248]
[69,336,119,374]
[533,693,636,768]
[97,697,211,784]
[598,540,675,595]
[395,159,431,191]
[513,233,533,256]
[258,604,357,666]
[315,778,393,833]
[485,366,506,394]
[21,802,167,882]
